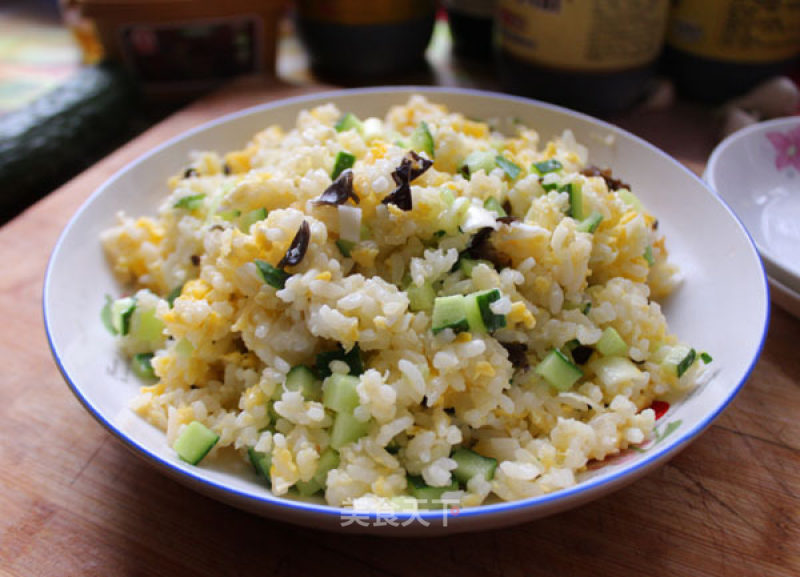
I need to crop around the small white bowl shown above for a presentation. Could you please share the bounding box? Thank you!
[705,117,800,294]
[44,87,769,534]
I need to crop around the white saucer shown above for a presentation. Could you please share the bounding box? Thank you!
[706,117,800,293]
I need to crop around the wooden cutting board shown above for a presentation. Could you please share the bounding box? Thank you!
[1,78,798,577]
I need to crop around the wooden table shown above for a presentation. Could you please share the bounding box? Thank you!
[1,80,798,577]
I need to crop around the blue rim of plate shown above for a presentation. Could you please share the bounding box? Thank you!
[43,86,770,525]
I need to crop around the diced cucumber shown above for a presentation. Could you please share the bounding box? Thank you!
[129,304,164,346]
[483,196,507,217]
[255,259,289,289]
[567,182,584,220]
[331,151,356,180]
[677,348,697,377]
[410,121,435,158]
[166,285,183,307]
[532,159,562,175]
[336,238,356,257]
[661,345,696,378]
[295,478,323,496]
[217,208,241,222]
[322,373,361,413]
[464,293,485,334]
[110,296,136,336]
[173,193,205,210]
[458,257,491,277]
[248,446,272,484]
[535,349,583,391]
[297,447,341,494]
[330,411,370,450]
[440,188,455,207]
[495,155,521,180]
[407,280,435,312]
[431,295,469,335]
[451,448,497,484]
[596,327,628,357]
[591,356,642,387]
[334,113,363,133]
[101,295,116,335]
[475,289,506,332]
[576,211,603,233]
[175,337,194,358]
[174,421,219,465]
[643,245,655,266]
[238,207,267,233]
[316,344,363,378]
[459,150,496,179]
[285,365,320,401]
[407,475,459,507]
[131,352,156,380]
[618,189,642,211]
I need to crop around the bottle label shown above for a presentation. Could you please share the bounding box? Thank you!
[497,0,670,71]
[298,0,434,26]
[119,15,264,91]
[667,0,800,63]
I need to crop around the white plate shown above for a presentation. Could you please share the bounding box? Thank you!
[705,117,800,293]
[44,87,769,534]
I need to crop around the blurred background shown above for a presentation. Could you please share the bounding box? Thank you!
[1,0,798,224]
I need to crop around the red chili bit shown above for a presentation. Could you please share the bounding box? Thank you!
[650,400,670,420]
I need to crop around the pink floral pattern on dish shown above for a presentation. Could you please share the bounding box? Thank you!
[766,125,800,172]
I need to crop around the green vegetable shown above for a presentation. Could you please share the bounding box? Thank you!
[330,411,370,450]
[410,121,435,158]
[431,295,470,335]
[285,365,320,401]
[495,155,521,180]
[295,448,340,496]
[316,344,364,378]
[238,207,267,232]
[255,259,289,289]
[535,349,583,391]
[0,63,136,217]
[322,373,361,413]
[458,257,491,277]
[532,159,563,175]
[173,193,205,210]
[173,421,219,465]
[216,208,241,221]
[406,280,436,312]
[677,348,697,378]
[129,303,164,346]
[248,447,272,484]
[700,352,713,364]
[459,150,496,179]
[108,296,136,336]
[576,212,603,233]
[101,295,116,335]
[131,352,156,380]
[567,182,584,220]
[407,475,459,507]
[618,189,643,211]
[643,245,655,266]
[451,448,497,484]
[596,327,628,357]
[335,238,356,257]
[483,196,507,217]
[331,151,356,180]
[467,289,506,333]
[334,113,363,133]
[166,285,183,308]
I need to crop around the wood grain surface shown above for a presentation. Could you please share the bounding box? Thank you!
[1,79,797,577]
